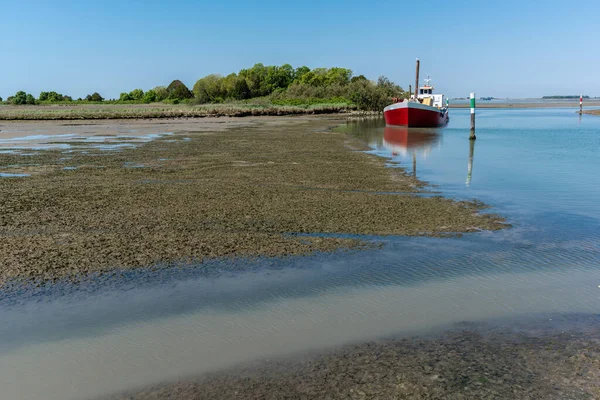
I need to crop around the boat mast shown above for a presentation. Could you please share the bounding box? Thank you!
[414,58,420,100]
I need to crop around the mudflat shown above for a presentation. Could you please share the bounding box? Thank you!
[0,116,505,286]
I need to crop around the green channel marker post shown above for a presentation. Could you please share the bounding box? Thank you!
[469,92,476,140]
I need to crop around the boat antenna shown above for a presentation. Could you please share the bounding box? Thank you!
[414,58,420,100]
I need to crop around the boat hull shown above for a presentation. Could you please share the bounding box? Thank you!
[383,101,448,127]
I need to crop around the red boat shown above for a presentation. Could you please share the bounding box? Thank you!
[384,59,449,127]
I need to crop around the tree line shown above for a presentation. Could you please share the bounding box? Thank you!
[1,64,407,111]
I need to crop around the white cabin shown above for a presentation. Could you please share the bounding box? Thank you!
[416,77,445,108]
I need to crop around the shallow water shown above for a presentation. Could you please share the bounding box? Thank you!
[1,109,600,400]
[0,132,173,154]
[0,172,31,178]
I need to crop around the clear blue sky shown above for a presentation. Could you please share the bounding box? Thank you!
[1,0,598,99]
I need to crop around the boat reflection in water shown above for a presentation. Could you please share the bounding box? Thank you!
[382,126,440,177]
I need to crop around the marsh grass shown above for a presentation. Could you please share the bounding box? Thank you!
[0,102,356,120]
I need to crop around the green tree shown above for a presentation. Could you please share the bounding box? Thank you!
[153,86,168,101]
[294,66,310,82]
[325,67,352,86]
[12,91,28,105]
[193,74,224,103]
[129,89,144,101]
[351,75,368,83]
[220,73,238,99]
[264,64,294,93]
[347,79,390,111]
[85,92,104,102]
[299,68,329,86]
[25,94,36,105]
[376,76,404,97]
[241,63,269,97]
[39,91,67,102]
[166,80,193,100]
[231,76,251,100]
[142,90,157,103]
[119,92,133,101]
[49,91,63,102]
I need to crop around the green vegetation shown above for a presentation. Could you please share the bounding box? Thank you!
[85,92,104,102]
[7,91,37,105]
[0,64,407,113]
[191,64,406,110]
[39,91,72,102]
[166,80,193,101]
[0,103,357,120]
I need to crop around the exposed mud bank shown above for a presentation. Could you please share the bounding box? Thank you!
[115,314,600,400]
[0,116,506,285]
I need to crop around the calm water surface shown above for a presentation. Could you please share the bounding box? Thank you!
[1,108,600,400]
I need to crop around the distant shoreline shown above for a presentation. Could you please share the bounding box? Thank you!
[449,100,600,109]
[583,109,600,116]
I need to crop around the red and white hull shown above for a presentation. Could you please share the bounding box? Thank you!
[383,101,449,127]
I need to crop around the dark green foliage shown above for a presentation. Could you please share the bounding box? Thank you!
[39,91,70,102]
[351,75,368,83]
[12,91,27,105]
[193,74,224,103]
[142,90,157,103]
[5,65,404,111]
[130,89,144,101]
[10,91,37,105]
[294,66,311,82]
[119,89,144,102]
[347,80,387,111]
[85,92,104,102]
[0,97,3,102]
[231,77,251,100]
[166,80,193,100]
[190,64,396,110]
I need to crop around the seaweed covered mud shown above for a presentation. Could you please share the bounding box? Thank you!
[0,116,506,286]
[115,314,600,400]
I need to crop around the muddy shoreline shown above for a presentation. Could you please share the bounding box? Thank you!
[112,313,600,400]
[0,116,506,286]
